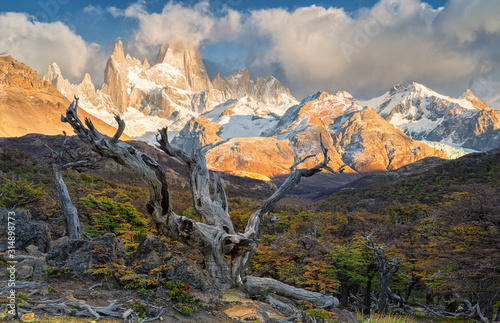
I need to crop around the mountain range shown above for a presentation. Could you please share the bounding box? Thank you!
[1,41,498,181]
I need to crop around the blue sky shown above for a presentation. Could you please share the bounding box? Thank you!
[2,1,446,46]
[1,1,500,105]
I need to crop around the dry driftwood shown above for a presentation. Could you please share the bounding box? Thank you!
[267,295,294,312]
[33,299,122,318]
[0,281,47,294]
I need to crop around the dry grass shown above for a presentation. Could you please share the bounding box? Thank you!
[357,310,419,323]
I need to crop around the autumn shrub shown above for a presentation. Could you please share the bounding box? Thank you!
[306,308,338,322]
[0,179,48,218]
[356,311,417,323]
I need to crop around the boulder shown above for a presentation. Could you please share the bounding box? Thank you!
[161,254,216,293]
[222,289,286,322]
[0,208,51,252]
[126,235,216,292]
[338,309,358,323]
[46,233,125,276]
[17,259,36,279]
[32,259,50,281]
[126,235,168,273]
[49,236,70,250]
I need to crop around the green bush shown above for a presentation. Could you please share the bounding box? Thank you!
[0,179,46,209]
[79,194,150,249]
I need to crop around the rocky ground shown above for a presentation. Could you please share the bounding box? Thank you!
[0,208,357,323]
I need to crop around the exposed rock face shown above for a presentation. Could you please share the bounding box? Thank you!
[155,42,212,91]
[43,63,115,113]
[263,91,447,173]
[361,82,500,151]
[331,108,447,172]
[205,137,295,178]
[212,67,295,105]
[222,289,287,322]
[171,116,223,152]
[126,235,217,292]
[0,208,51,253]
[99,40,222,117]
[101,41,150,113]
[0,56,128,138]
[126,235,169,274]
[46,233,126,277]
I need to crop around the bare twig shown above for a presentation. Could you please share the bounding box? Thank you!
[88,283,102,291]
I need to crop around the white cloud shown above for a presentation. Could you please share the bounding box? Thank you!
[244,0,500,100]
[83,5,103,16]
[3,1,499,106]
[0,12,106,84]
[108,0,500,104]
[108,1,242,58]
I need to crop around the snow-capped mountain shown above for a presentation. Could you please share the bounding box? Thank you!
[44,41,297,142]
[263,90,447,173]
[43,63,115,113]
[40,42,499,181]
[212,67,296,105]
[357,82,500,151]
[175,90,448,179]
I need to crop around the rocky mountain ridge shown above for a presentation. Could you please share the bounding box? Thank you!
[6,41,499,180]
[357,82,500,151]
[43,41,297,141]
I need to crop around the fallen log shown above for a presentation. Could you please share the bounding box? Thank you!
[243,276,339,308]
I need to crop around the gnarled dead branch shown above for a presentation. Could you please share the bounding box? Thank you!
[61,99,340,308]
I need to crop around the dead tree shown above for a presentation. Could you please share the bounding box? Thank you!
[61,99,339,308]
[359,234,402,313]
[44,132,101,240]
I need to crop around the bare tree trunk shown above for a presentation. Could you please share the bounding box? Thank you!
[426,288,433,305]
[61,99,339,308]
[360,234,402,313]
[243,276,338,308]
[364,274,373,315]
[47,133,82,240]
[404,273,418,304]
[53,162,81,240]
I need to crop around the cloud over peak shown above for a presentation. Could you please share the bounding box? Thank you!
[2,0,499,106]
[110,0,500,102]
[0,12,105,83]
[109,1,242,55]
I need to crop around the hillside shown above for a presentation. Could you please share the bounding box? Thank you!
[0,133,498,322]
[0,56,130,139]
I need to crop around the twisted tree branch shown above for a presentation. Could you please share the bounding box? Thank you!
[157,127,234,233]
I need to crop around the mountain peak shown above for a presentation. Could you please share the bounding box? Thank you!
[391,82,422,93]
[459,89,489,109]
[154,42,194,65]
[335,89,354,100]
[0,56,128,138]
[154,42,212,91]
[43,62,63,83]
[110,40,125,61]
[301,91,331,104]
[82,73,92,83]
